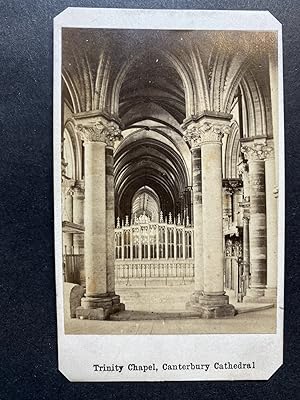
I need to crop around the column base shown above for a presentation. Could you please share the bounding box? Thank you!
[186,290,204,310]
[265,287,277,297]
[188,294,236,318]
[243,287,277,304]
[76,294,125,320]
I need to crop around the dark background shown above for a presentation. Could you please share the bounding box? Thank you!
[0,1,299,399]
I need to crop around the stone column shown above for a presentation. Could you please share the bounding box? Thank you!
[184,112,235,318]
[268,52,279,301]
[269,53,279,185]
[241,137,272,302]
[233,187,243,227]
[242,204,250,289]
[191,147,203,293]
[183,135,203,306]
[223,179,243,230]
[106,146,116,294]
[223,187,232,230]
[264,140,278,300]
[74,114,124,320]
[237,160,251,292]
[62,184,74,254]
[72,181,85,254]
[237,158,250,200]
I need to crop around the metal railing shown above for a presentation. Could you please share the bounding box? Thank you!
[115,216,194,262]
[115,259,194,286]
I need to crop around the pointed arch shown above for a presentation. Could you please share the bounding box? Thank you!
[110,56,140,117]
[239,69,267,137]
[224,121,241,179]
[131,186,161,222]
[64,119,83,180]
[62,69,82,113]
[162,50,196,118]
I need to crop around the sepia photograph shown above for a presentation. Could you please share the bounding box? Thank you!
[5,0,300,394]
[54,8,284,381]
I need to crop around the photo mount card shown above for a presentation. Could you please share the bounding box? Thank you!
[54,8,284,382]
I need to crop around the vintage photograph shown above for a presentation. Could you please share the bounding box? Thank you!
[59,20,281,336]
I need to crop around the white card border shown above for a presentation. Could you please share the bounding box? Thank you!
[53,8,284,382]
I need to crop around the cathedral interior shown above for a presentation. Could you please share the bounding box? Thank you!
[61,28,279,322]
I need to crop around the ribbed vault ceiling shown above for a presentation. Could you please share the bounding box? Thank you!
[114,135,189,219]
[119,51,185,124]
[62,29,276,217]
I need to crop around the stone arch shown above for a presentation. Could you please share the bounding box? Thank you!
[131,186,161,222]
[64,119,83,181]
[62,71,82,114]
[63,128,75,180]
[222,61,270,138]
[224,121,241,179]
[114,130,189,220]
[164,49,199,118]
[239,69,268,137]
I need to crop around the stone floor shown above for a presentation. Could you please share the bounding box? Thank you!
[64,284,276,335]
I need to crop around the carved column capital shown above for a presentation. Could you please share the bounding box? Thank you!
[241,137,273,162]
[223,178,243,194]
[74,115,123,147]
[265,139,275,160]
[183,118,231,148]
[62,178,75,197]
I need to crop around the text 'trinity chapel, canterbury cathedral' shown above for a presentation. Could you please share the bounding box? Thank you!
[60,28,279,324]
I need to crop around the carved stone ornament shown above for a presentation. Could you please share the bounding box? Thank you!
[73,180,85,195]
[237,158,249,178]
[241,138,274,161]
[75,117,123,147]
[184,120,231,148]
[61,158,68,177]
[223,179,243,196]
[61,179,75,197]
[66,187,75,197]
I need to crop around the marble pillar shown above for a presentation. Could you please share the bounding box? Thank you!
[183,112,235,318]
[241,137,273,303]
[74,114,125,320]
